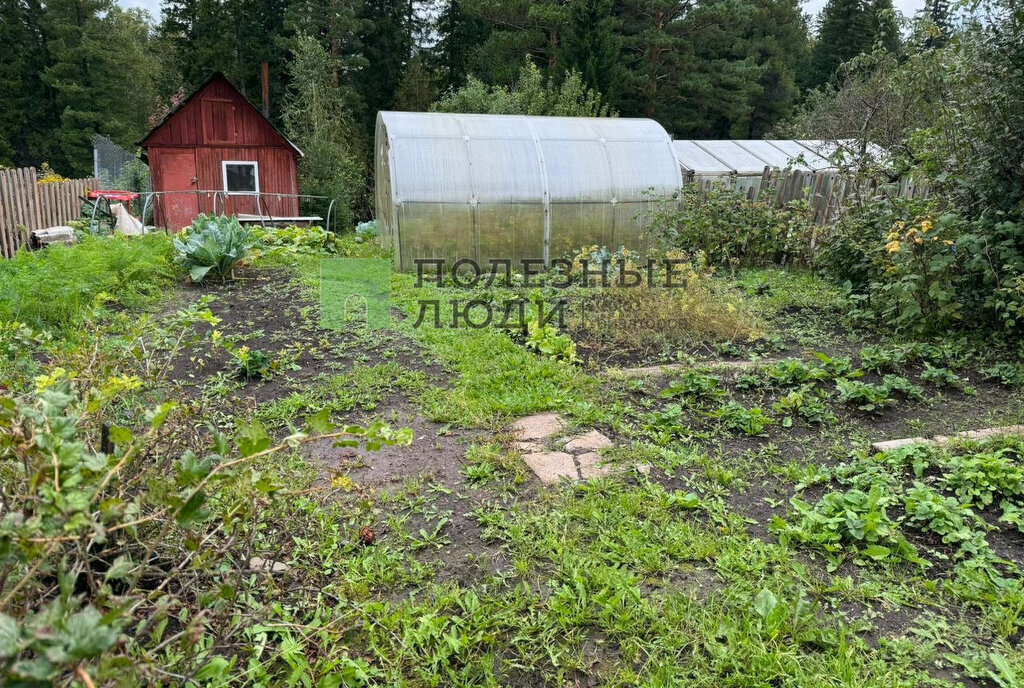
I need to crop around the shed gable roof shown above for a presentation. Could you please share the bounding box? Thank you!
[139,72,302,157]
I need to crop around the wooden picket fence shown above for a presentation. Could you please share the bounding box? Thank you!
[688,166,930,225]
[0,167,100,259]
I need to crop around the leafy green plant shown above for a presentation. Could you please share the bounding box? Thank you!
[999,501,1024,533]
[981,363,1024,386]
[810,351,860,378]
[858,345,907,373]
[524,320,579,364]
[903,483,982,549]
[881,374,925,400]
[660,370,726,403]
[943,449,1024,508]
[772,385,837,427]
[712,401,773,436]
[921,364,975,393]
[0,384,410,685]
[772,484,922,568]
[232,346,271,379]
[643,404,689,445]
[251,224,336,255]
[762,358,829,387]
[835,379,896,413]
[173,214,255,283]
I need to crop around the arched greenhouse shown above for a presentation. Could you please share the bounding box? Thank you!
[375,111,683,271]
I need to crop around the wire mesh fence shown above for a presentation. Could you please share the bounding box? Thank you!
[92,134,150,191]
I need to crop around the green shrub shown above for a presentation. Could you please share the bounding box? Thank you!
[0,234,174,327]
[173,214,255,283]
[647,185,815,269]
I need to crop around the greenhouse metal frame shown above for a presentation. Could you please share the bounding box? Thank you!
[375,111,683,271]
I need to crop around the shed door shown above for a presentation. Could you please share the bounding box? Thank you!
[161,151,199,231]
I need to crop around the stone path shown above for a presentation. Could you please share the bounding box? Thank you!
[512,412,618,484]
[603,357,786,379]
[871,425,1024,453]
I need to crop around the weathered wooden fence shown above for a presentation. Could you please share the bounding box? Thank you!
[687,166,930,225]
[760,167,929,225]
[0,167,100,258]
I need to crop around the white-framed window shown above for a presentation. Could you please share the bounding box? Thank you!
[222,161,259,194]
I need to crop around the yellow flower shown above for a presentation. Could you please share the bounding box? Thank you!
[943,240,954,246]
[886,240,901,253]
[920,219,933,233]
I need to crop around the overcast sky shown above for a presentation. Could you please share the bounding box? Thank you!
[118,0,928,34]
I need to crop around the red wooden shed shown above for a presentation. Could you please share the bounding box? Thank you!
[140,72,303,231]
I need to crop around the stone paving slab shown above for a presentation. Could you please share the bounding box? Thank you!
[578,451,614,479]
[604,358,786,379]
[563,429,614,452]
[933,425,1024,444]
[521,451,578,485]
[871,437,933,452]
[871,425,1024,453]
[513,412,566,441]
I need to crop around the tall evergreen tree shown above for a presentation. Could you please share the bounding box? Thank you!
[43,0,161,174]
[161,0,234,88]
[922,0,953,48]
[0,0,59,167]
[283,0,365,87]
[614,0,692,121]
[352,0,416,123]
[805,0,899,90]
[560,0,622,101]
[457,0,570,85]
[807,0,868,89]
[432,0,491,93]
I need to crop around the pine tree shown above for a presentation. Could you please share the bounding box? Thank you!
[352,0,416,122]
[559,0,621,101]
[456,0,570,85]
[431,0,491,93]
[43,0,161,174]
[283,0,365,88]
[614,0,691,121]
[806,0,878,90]
[0,0,60,167]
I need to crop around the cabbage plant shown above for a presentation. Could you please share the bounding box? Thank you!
[173,214,255,283]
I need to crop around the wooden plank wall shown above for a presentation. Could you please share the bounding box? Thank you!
[0,167,100,259]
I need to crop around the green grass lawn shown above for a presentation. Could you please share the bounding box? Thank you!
[3,237,1024,687]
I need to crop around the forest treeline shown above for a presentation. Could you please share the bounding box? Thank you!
[2,0,948,177]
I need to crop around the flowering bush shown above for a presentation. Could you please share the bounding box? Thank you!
[35,162,68,184]
[869,213,964,334]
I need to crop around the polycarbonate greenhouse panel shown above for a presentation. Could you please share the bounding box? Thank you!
[687,141,769,175]
[673,141,734,174]
[375,111,682,270]
[674,140,845,176]
[734,140,796,169]
[767,140,833,170]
